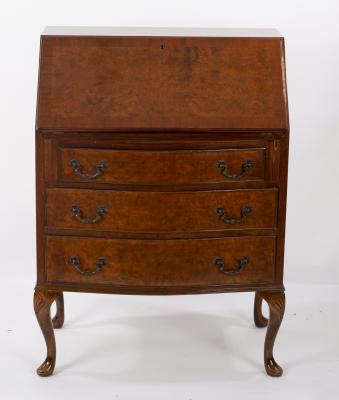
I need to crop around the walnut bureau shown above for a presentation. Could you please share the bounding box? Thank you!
[34,27,289,377]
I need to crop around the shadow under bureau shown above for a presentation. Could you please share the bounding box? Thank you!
[34,27,289,377]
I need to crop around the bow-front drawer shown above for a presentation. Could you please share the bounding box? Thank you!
[46,188,277,233]
[60,147,265,185]
[46,236,276,287]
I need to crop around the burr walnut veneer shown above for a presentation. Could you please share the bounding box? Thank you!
[34,27,289,377]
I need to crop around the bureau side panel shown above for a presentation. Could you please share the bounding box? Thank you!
[274,133,289,284]
[36,133,59,285]
[35,133,45,284]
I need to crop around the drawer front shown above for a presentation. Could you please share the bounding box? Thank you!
[46,236,275,286]
[46,188,277,233]
[60,147,265,184]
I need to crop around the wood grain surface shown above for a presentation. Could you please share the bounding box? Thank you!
[37,36,288,131]
[46,235,276,286]
[46,188,277,233]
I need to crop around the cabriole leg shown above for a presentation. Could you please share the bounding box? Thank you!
[33,288,59,377]
[258,291,285,377]
[52,292,65,329]
[254,291,268,327]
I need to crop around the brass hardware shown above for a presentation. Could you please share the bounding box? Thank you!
[216,205,252,224]
[217,159,254,179]
[68,256,107,276]
[214,256,250,275]
[69,159,107,179]
[70,205,107,224]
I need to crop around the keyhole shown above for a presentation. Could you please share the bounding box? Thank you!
[160,44,164,49]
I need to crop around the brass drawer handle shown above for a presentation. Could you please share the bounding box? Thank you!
[214,256,250,275]
[69,159,107,179]
[217,159,254,179]
[68,256,107,276]
[70,205,107,224]
[216,205,252,224]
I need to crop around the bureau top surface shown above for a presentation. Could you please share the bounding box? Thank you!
[36,27,288,132]
[42,26,282,38]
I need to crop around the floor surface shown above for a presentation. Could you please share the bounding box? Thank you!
[1,278,338,399]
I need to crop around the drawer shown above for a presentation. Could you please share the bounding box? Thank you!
[46,236,276,286]
[46,188,277,233]
[60,147,265,185]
